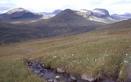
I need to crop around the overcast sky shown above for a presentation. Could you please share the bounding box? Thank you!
[0,0,131,14]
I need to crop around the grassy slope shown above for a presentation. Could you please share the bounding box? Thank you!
[0,58,44,82]
[0,22,131,81]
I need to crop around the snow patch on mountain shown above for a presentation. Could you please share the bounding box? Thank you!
[6,8,29,14]
[92,8,110,17]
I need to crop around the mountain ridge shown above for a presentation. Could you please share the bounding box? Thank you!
[0,9,104,44]
[1,8,131,24]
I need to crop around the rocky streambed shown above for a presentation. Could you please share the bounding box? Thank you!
[24,59,116,82]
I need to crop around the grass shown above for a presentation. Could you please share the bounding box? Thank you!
[0,27,131,81]
[0,59,43,82]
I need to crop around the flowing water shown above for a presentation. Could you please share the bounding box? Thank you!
[25,59,89,82]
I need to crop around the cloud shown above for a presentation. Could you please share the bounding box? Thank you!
[0,0,17,13]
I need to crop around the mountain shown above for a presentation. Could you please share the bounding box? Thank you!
[2,8,130,24]
[0,9,104,44]
[41,8,117,23]
[31,9,104,36]
[42,8,131,24]
[92,8,110,17]
[0,8,43,21]
[76,8,131,24]
[46,9,101,26]
[76,8,117,24]
[2,8,131,44]
[111,13,131,20]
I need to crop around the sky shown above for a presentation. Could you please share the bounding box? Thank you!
[0,0,131,14]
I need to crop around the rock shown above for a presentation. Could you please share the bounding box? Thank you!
[55,75,60,79]
[54,79,59,82]
[39,72,44,77]
[47,79,54,82]
[70,75,76,80]
[57,68,65,73]
[101,79,115,82]
[81,74,95,82]
[33,69,40,74]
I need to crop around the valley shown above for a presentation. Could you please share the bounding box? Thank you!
[0,8,131,82]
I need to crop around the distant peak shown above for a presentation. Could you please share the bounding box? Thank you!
[63,9,74,13]
[93,8,109,14]
[6,8,29,14]
[92,8,110,17]
[55,9,76,17]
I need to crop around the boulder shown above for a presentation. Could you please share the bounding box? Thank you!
[70,75,77,80]
[81,74,95,82]
[56,68,65,73]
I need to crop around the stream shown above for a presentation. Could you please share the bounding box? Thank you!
[24,59,115,82]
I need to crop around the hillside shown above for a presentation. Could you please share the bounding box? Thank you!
[99,19,131,29]
[0,19,131,82]
[0,9,104,44]
[30,9,103,35]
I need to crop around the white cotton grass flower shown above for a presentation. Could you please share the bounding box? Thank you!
[105,54,109,57]
[124,60,128,64]
[71,54,74,56]
[53,56,57,58]
[125,53,128,56]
